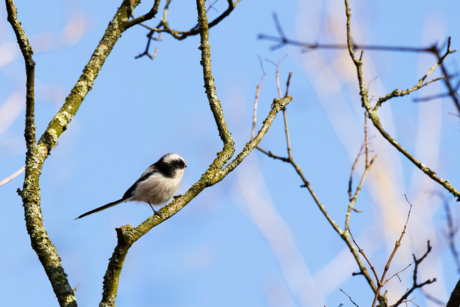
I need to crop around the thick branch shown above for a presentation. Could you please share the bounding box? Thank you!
[8,1,150,306]
[100,96,291,306]
[6,0,76,306]
[447,278,460,307]
[99,2,289,305]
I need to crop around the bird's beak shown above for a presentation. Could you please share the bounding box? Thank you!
[185,164,188,168]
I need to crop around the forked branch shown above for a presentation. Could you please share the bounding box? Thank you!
[7,0,166,306]
[343,0,460,201]
[98,1,291,305]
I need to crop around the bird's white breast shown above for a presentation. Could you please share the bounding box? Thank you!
[131,168,184,205]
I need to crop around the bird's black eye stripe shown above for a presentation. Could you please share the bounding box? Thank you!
[155,159,186,178]
[170,159,186,169]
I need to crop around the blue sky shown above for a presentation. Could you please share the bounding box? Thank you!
[1,0,460,306]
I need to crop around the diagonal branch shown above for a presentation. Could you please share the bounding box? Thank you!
[98,1,290,305]
[123,0,161,29]
[256,71,380,297]
[99,97,291,307]
[390,241,436,307]
[373,76,444,111]
[446,278,460,307]
[5,0,76,306]
[343,0,460,201]
[7,1,160,306]
[259,15,460,113]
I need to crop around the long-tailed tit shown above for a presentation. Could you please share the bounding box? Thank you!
[75,153,186,219]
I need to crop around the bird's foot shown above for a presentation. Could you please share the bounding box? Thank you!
[173,194,182,200]
[148,203,159,216]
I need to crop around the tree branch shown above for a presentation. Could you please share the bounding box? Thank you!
[260,15,460,113]
[390,241,436,307]
[5,0,35,149]
[446,278,460,307]
[123,0,161,29]
[256,68,380,297]
[98,1,290,305]
[7,0,154,306]
[343,0,460,201]
[5,0,77,306]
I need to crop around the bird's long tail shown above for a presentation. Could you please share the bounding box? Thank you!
[74,198,128,220]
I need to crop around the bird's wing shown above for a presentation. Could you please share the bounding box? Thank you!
[122,167,158,199]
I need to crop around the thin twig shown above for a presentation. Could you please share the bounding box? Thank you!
[420,289,446,306]
[252,56,266,140]
[258,51,378,297]
[0,166,25,187]
[124,0,161,29]
[347,227,380,283]
[348,143,365,202]
[339,287,360,307]
[391,241,436,307]
[384,263,412,284]
[373,76,444,111]
[346,155,376,229]
[260,14,460,113]
[389,298,418,307]
[343,0,460,201]
[432,192,460,272]
[371,196,413,307]
[266,54,289,99]
[365,112,369,166]
[413,92,450,102]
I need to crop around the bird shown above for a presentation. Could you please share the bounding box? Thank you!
[75,153,187,220]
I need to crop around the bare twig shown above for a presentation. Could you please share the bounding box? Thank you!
[99,2,291,305]
[133,0,239,58]
[389,298,418,307]
[365,112,369,166]
[0,166,25,187]
[259,17,460,113]
[421,289,446,306]
[371,196,413,307]
[346,155,376,228]
[432,192,460,272]
[265,53,289,99]
[348,227,380,283]
[373,77,444,111]
[124,0,161,29]
[257,53,379,297]
[252,56,266,140]
[207,0,219,13]
[391,241,436,307]
[348,143,365,202]
[343,0,460,201]
[413,92,450,102]
[339,287,360,307]
[384,263,412,284]
[135,30,161,59]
